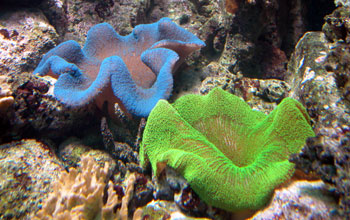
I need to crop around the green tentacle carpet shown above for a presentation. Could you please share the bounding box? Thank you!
[140,87,315,212]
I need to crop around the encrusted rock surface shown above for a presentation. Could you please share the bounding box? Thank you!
[0,73,97,142]
[58,137,117,173]
[0,9,58,75]
[286,31,349,148]
[176,0,334,98]
[0,139,63,220]
[199,70,290,114]
[334,0,350,7]
[0,75,14,113]
[148,167,231,219]
[138,200,213,220]
[250,180,340,220]
[287,9,350,217]
[220,0,306,79]
[62,0,146,43]
[322,6,350,43]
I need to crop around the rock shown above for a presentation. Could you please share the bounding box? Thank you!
[150,167,230,219]
[129,173,154,213]
[59,0,148,44]
[0,75,14,113]
[249,180,340,220]
[334,0,350,7]
[217,0,306,79]
[100,117,142,175]
[286,31,349,144]
[58,137,92,168]
[286,26,350,217]
[58,136,117,173]
[138,200,214,220]
[0,72,97,141]
[0,9,58,75]
[254,79,290,102]
[39,0,67,38]
[322,6,350,43]
[0,139,64,219]
[200,72,290,114]
[182,0,333,98]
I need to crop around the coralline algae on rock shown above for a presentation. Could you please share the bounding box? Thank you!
[286,27,350,217]
[0,139,64,219]
[2,72,95,141]
[250,180,340,220]
[0,9,58,75]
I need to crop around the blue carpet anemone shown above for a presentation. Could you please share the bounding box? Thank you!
[34,18,205,117]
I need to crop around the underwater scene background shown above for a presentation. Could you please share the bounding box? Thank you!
[0,0,349,219]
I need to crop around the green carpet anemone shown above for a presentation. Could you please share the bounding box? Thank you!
[140,88,315,212]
